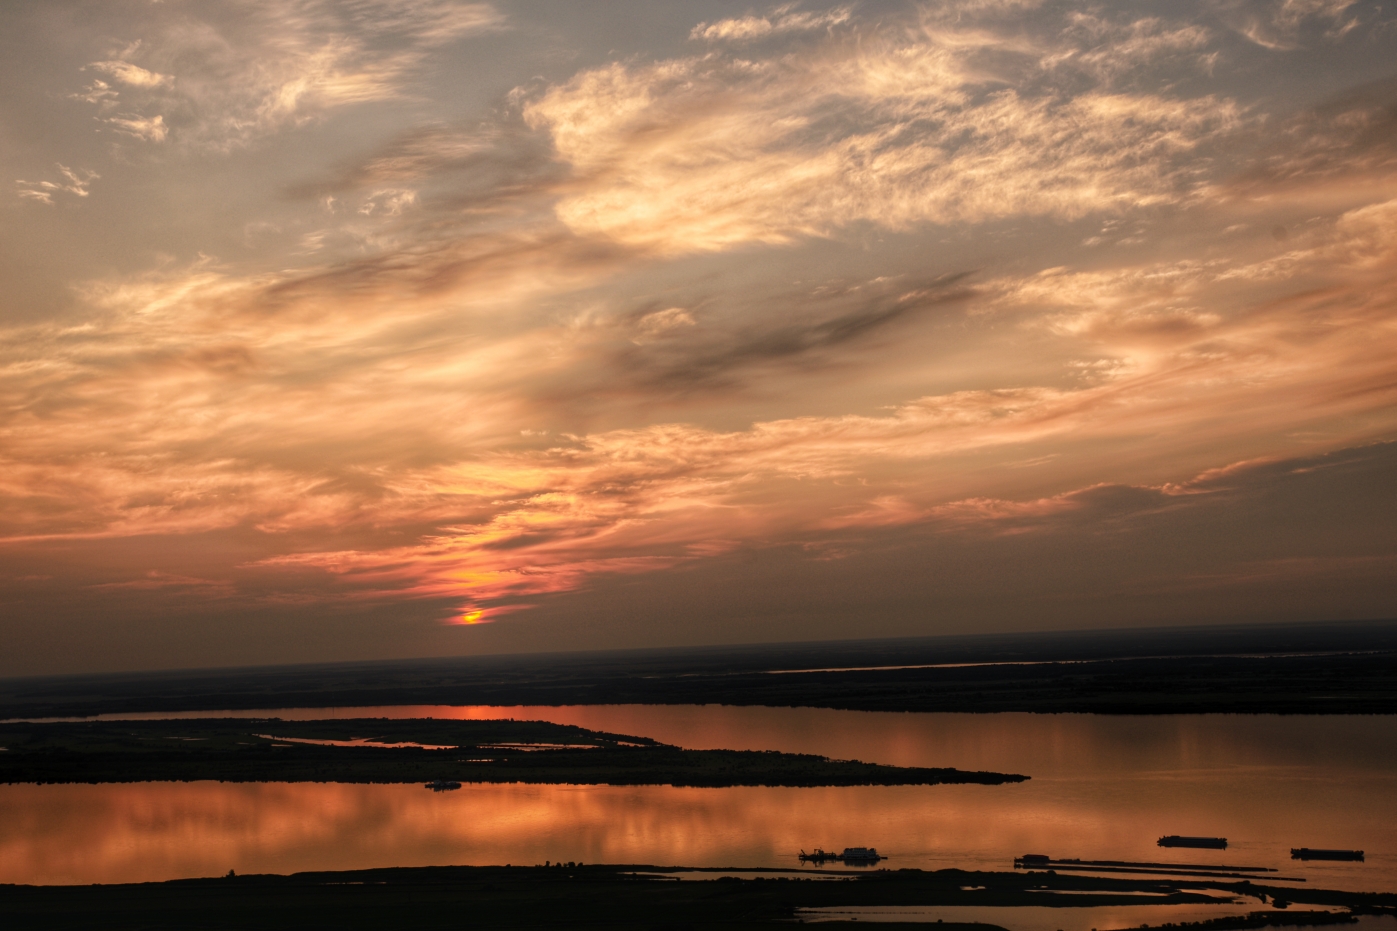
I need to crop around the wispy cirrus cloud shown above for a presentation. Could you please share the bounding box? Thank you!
[86,59,172,89]
[1223,76,1397,201]
[1215,0,1360,50]
[69,0,505,149]
[15,164,98,204]
[689,4,853,42]
[523,9,1239,254]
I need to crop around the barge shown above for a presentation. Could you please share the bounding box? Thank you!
[1291,848,1363,861]
[1158,836,1227,849]
[800,847,882,864]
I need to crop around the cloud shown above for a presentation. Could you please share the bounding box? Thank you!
[357,188,418,216]
[14,164,99,204]
[1053,13,1214,81]
[5,176,1397,621]
[1222,77,1397,200]
[603,275,977,389]
[524,19,1240,253]
[632,308,696,344]
[4,2,1396,649]
[70,78,118,106]
[104,114,168,143]
[1222,0,1361,49]
[90,570,235,597]
[87,60,172,89]
[70,0,505,149]
[690,5,853,43]
[336,0,505,44]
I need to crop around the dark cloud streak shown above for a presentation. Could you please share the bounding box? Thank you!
[603,274,978,393]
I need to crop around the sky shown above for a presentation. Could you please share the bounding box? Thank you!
[2,0,1396,676]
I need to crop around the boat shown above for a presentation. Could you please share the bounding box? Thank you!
[1158,836,1227,849]
[425,780,462,791]
[799,847,882,864]
[1014,854,1051,867]
[1291,848,1364,861]
[840,847,881,862]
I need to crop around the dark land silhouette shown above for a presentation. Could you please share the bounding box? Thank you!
[2,621,1393,720]
[0,718,1024,787]
[1,863,1391,930]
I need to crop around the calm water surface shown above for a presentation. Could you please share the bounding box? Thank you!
[3,707,1394,893]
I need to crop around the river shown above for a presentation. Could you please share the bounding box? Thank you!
[2,707,1393,896]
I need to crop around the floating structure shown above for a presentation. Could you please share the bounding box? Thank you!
[1012,856,1293,880]
[425,780,462,791]
[1158,836,1227,849]
[1015,855,1274,873]
[800,847,882,864]
[1291,848,1364,861]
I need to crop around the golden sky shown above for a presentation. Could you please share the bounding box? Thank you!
[3,0,1396,674]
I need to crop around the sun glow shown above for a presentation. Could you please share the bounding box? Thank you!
[2,0,1396,669]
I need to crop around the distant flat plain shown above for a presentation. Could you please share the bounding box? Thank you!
[3,620,1394,720]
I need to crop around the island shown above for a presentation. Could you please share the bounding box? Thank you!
[0,718,1028,787]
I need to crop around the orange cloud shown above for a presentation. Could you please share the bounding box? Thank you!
[6,186,1397,619]
[67,1,505,150]
[4,1,1397,658]
[524,33,1239,253]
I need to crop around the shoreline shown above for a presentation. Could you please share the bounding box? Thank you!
[3,863,1392,930]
